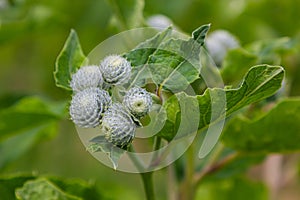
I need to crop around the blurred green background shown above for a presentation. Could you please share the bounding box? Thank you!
[0,0,300,199]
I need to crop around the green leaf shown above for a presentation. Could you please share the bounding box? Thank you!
[148,38,201,92]
[149,25,210,92]
[125,24,210,92]
[246,37,298,64]
[157,65,284,141]
[0,94,26,110]
[224,64,284,115]
[0,175,35,200]
[107,0,145,29]
[0,96,67,141]
[47,177,106,200]
[222,98,300,153]
[16,178,81,200]
[0,123,57,170]
[0,96,67,169]
[54,29,87,91]
[188,65,282,156]
[88,135,125,170]
[192,24,211,45]
[124,27,173,87]
[157,93,199,141]
[195,176,268,200]
[221,48,258,85]
[0,175,107,200]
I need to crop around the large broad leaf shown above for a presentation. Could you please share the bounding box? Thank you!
[224,64,284,115]
[124,26,173,87]
[0,96,66,141]
[16,178,80,200]
[0,96,67,169]
[157,65,284,141]
[222,98,300,153]
[54,29,87,91]
[148,25,210,92]
[0,175,106,200]
[195,176,268,200]
[107,0,144,29]
[125,24,210,92]
[47,176,106,200]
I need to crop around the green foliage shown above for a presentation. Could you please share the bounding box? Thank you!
[88,135,125,170]
[246,37,299,64]
[124,27,173,87]
[221,48,258,85]
[158,65,284,141]
[196,176,268,200]
[0,174,107,200]
[0,96,66,140]
[0,175,34,200]
[125,24,210,92]
[224,65,284,115]
[2,1,300,199]
[222,98,300,153]
[107,0,145,29]
[206,153,265,180]
[0,96,67,169]
[16,178,81,200]
[45,177,106,200]
[54,30,87,91]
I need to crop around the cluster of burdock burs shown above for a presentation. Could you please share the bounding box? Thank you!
[69,55,153,149]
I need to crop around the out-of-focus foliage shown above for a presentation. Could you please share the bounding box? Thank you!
[1,0,300,199]
[195,176,268,200]
[222,99,300,153]
[0,174,109,200]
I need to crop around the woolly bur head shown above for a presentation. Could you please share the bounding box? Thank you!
[99,55,131,85]
[123,87,153,118]
[101,103,136,148]
[69,88,111,128]
[70,65,103,92]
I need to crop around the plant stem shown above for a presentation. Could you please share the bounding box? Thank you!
[167,164,177,200]
[128,145,145,171]
[156,85,163,103]
[193,152,239,186]
[141,172,155,200]
[129,138,159,200]
[149,136,162,168]
[187,143,196,200]
[179,143,196,200]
